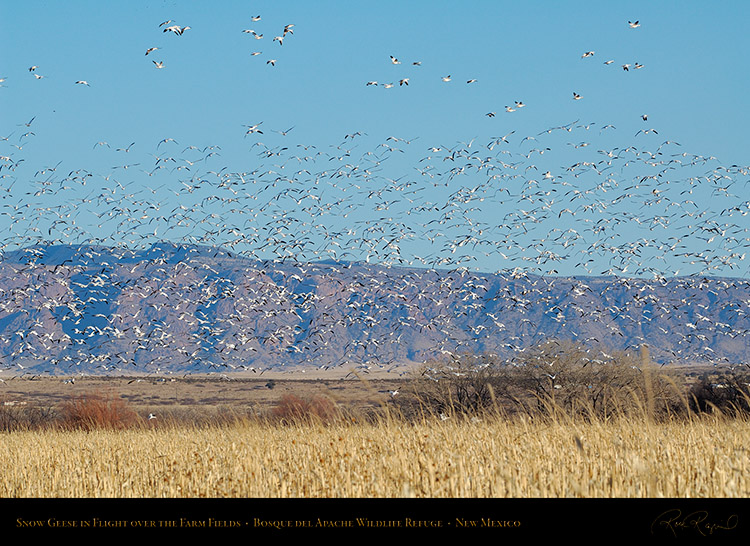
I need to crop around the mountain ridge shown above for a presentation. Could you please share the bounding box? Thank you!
[1,243,748,376]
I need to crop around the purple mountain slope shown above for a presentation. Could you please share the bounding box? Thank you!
[1,243,748,375]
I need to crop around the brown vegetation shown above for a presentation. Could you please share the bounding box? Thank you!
[688,368,750,416]
[57,390,141,431]
[397,341,695,421]
[270,393,339,423]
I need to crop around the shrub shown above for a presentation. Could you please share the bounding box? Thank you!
[59,390,139,430]
[0,402,57,431]
[397,352,508,419]
[688,369,750,416]
[270,393,338,424]
[504,340,685,420]
[398,340,687,421]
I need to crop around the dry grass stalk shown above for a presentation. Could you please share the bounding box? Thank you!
[0,411,747,498]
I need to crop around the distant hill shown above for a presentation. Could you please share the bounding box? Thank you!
[1,243,749,375]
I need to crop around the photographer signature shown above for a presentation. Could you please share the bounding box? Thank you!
[651,509,738,537]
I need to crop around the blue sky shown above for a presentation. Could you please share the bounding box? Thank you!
[2,1,749,277]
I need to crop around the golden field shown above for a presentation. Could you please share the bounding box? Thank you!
[1,413,748,498]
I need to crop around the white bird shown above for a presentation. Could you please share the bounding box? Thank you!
[164,25,190,35]
[251,15,261,21]
[390,55,401,65]
[441,75,451,82]
[153,60,164,69]
[75,80,89,86]
[399,78,409,86]
[581,51,595,58]
[466,78,477,84]
[145,47,159,55]
[148,413,156,420]
[573,92,582,100]
[267,59,276,66]
[628,20,640,28]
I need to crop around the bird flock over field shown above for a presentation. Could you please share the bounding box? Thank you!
[1,13,750,377]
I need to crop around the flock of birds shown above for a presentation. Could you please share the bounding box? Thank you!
[1,13,750,378]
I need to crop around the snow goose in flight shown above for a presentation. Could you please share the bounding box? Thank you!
[244,123,263,135]
[163,25,190,35]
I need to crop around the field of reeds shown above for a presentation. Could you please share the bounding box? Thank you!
[1,409,748,498]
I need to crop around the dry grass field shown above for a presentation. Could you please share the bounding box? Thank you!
[1,415,748,498]
[0,369,749,498]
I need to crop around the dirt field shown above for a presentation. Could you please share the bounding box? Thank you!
[0,369,408,420]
